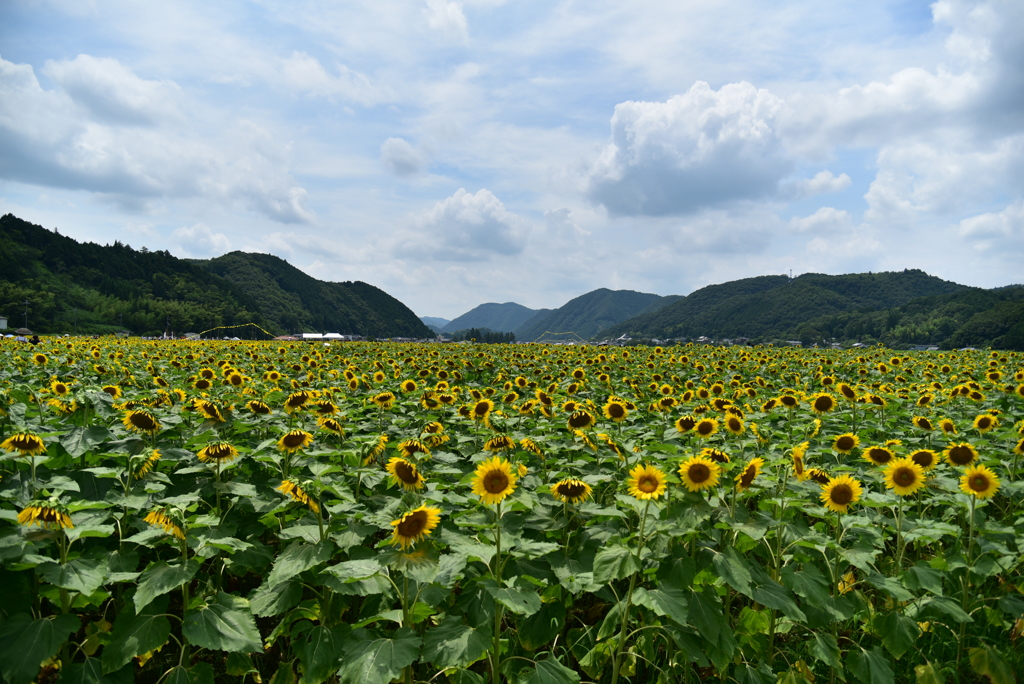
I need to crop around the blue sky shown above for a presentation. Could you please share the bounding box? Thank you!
[1,0,1022,320]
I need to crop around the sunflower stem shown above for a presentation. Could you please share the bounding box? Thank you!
[491,501,503,684]
[610,500,651,684]
[956,495,977,670]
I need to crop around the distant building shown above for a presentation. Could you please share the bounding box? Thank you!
[0,315,7,330]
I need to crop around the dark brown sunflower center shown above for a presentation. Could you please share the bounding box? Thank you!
[836,436,855,451]
[484,472,510,494]
[13,435,40,450]
[557,482,587,498]
[608,404,626,418]
[395,461,419,483]
[894,468,917,486]
[728,419,741,431]
[396,511,427,537]
[740,467,757,488]
[781,396,797,406]
[229,375,243,385]
[917,419,933,430]
[637,476,659,493]
[697,422,714,436]
[688,464,711,483]
[830,484,853,505]
[969,475,989,492]
[283,433,307,448]
[948,446,974,465]
[195,380,211,389]
[131,413,158,430]
[678,417,696,431]
[568,412,593,428]
[474,403,490,416]
[868,448,892,464]
[814,397,832,411]
[977,418,991,428]
[911,451,934,468]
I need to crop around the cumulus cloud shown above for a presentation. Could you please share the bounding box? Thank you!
[787,207,853,233]
[958,200,1024,252]
[280,52,384,105]
[586,81,790,216]
[172,223,231,257]
[424,0,469,43]
[0,55,313,224]
[781,171,851,200]
[42,54,180,126]
[381,137,426,176]
[395,188,528,261]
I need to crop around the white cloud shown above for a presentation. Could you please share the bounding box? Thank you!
[424,0,469,44]
[586,81,790,216]
[788,206,853,233]
[395,188,528,261]
[172,223,231,257]
[42,54,181,126]
[782,170,851,200]
[381,137,426,176]
[958,200,1024,253]
[279,52,384,105]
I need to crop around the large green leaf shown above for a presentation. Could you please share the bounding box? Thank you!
[59,657,132,684]
[847,647,894,684]
[297,624,349,684]
[632,586,689,626]
[521,656,581,684]
[751,578,806,622]
[60,426,112,458]
[483,581,542,616]
[336,628,421,684]
[873,611,919,660]
[421,616,489,669]
[913,662,943,684]
[38,557,109,596]
[250,578,303,617]
[866,571,914,602]
[182,592,262,653]
[101,598,172,674]
[164,663,214,684]
[268,541,335,585]
[592,544,640,585]
[519,601,566,651]
[809,632,843,673]
[969,645,1015,684]
[687,589,727,644]
[134,559,200,613]
[712,548,752,595]
[0,613,80,684]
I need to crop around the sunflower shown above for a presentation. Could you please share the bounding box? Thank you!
[863,446,895,466]
[277,480,320,513]
[806,467,831,485]
[883,458,926,496]
[49,379,72,396]
[398,439,431,459]
[837,383,857,400]
[761,398,778,412]
[944,442,978,467]
[471,457,518,505]
[247,400,272,415]
[18,502,73,529]
[32,353,48,365]
[1014,438,1024,456]
[832,433,859,454]
[1,432,47,456]
[700,447,730,463]
[390,506,442,549]
[483,435,516,452]
[400,379,418,393]
[820,474,863,514]
[675,415,697,433]
[197,442,240,463]
[370,392,397,410]
[421,392,441,410]
[123,410,161,434]
[135,449,162,478]
[193,378,213,391]
[778,395,799,409]
[912,416,934,431]
[678,456,721,493]
[143,509,184,539]
[909,449,938,471]
[385,457,424,491]
[278,430,314,454]
[959,464,1000,499]
[101,385,123,399]
[196,400,225,422]
[312,400,338,415]
[735,457,765,492]
[809,393,836,414]
[972,413,998,433]
[938,418,957,435]
[551,478,593,504]
[318,417,345,436]
[791,442,809,481]
[603,399,630,422]
[365,434,389,465]
[724,415,745,435]
[627,463,668,500]
[471,399,495,422]
[567,410,596,431]
[694,418,719,438]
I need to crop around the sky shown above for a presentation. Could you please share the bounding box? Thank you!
[1,0,1023,321]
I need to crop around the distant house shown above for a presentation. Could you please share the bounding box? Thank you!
[301,333,324,341]
[0,315,7,330]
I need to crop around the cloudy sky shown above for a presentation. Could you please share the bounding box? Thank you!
[2,0,1022,319]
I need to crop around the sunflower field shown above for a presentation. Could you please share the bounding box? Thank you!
[1,338,1023,684]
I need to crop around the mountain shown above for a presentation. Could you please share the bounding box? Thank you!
[0,213,431,339]
[198,252,432,338]
[442,302,541,333]
[598,270,969,342]
[513,289,676,342]
[420,316,450,330]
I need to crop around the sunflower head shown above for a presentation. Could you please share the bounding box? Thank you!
[390,506,442,549]
[884,458,926,497]
[276,480,320,513]
[247,400,273,415]
[471,457,518,505]
[909,449,938,471]
[959,464,1000,499]
[832,433,859,454]
[567,410,596,431]
[735,457,765,492]
[18,501,73,529]
[938,418,958,435]
[944,442,978,467]
[820,474,863,514]
[675,415,697,433]
[806,467,831,485]
[694,418,719,438]
[700,447,730,463]
[678,456,720,492]
[278,430,314,454]
[863,446,895,466]
[123,410,162,434]
[810,393,836,414]
[196,400,225,422]
[627,463,668,500]
[318,416,345,436]
[143,508,185,539]
[197,442,240,463]
[551,478,593,504]
[398,439,432,459]
[912,416,933,431]
[972,413,998,433]
[483,435,515,452]
[603,400,630,422]
[1,432,47,456]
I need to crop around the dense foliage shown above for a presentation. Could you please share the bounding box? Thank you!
[448,328,517,343]
[2,337,1022,684]
[442,304,541,335]
[515,289,677,342]
[0,214,432,340]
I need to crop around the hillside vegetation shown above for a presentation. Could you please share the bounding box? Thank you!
[0,214,430,338]
[442,302,541,333]
[514,288,674,341]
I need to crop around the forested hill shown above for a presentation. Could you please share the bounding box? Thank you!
[599,270,969,341]
[197,252,431,338]
[514,288,677,342]
[0,214,430,338]
[442,302,541,333]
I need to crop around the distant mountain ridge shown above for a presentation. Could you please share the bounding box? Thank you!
[514,289,677,342]
[443,302,542,333]
[0,213,431,338]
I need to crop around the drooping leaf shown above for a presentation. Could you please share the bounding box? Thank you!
[521,656,581,684]
[267,541,335,586]
[134,560,200,613]
[101,597,172,674]
[847,646,895,684]
[687,589,727,644]
[182,592,262,653]
[421,616,489,669]
[809,632,843,673]
[0,613,80,684]
[297,624,349,684]
[969,645,1015,684]
[250,578,303,617]
[519,601,566,651]
[712,547,752,595]
[38,557,109,596]
[336,628,422,684]
[873,611,919,660]
[633,586,688,626]
[592,544,640,585]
